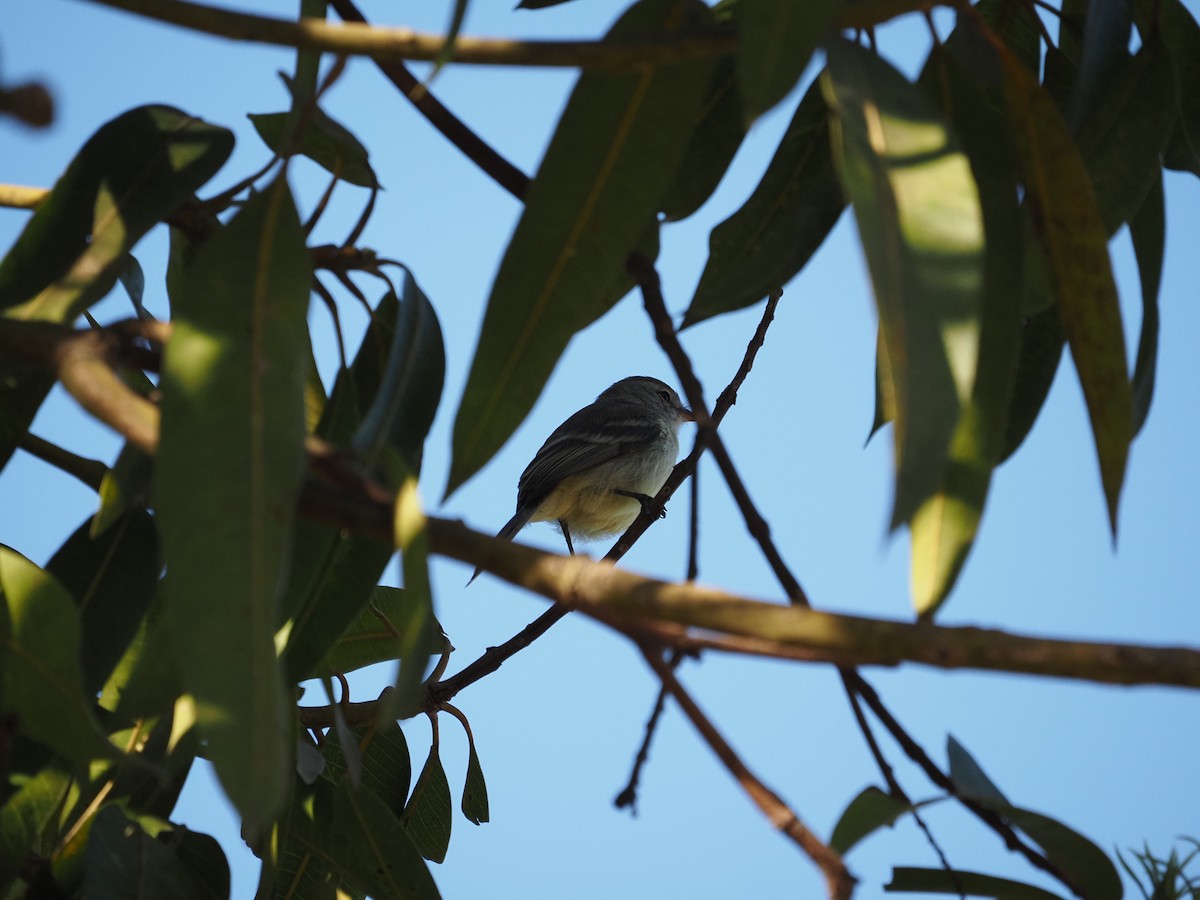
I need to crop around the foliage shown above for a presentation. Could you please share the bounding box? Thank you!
[0,0,1196,896]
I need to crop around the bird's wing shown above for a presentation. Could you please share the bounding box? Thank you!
[516,400,662,508]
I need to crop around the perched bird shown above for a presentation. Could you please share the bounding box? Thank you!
[470,375,693,583]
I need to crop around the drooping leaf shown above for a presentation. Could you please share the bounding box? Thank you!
[117,253,148,318]
[1128,173,1163,434]
[447,0,717,496]
[909,42,1025,617]
[685,76,844,327]
[1138,0,1200,175]
[157,174,312,833]
[459,720,489,826]
[659,55,746,222]
[402,744,452,864]
[0,548,116,762]
[997,38,1131,536]
[1075,35,1178,235]
[823,39,986,535]
[999,305,1065,461]
[885,867,1065,898]
[351,272,445,481]
[45,510,158,697]
[735,0,836,122]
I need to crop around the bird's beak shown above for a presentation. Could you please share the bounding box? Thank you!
[680,405,695,422]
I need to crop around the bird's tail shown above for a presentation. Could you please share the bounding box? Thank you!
[467,509,532,586]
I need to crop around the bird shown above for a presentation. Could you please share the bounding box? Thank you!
[469,375,694,583]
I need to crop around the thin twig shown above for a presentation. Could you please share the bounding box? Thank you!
[641,646,855,899]
[613,648,683,813]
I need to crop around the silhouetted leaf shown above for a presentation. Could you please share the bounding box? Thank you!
[685,77,844,327]
[316,586,444,679]
[250,108,376,188]
[402,744,452,864]
[998,41,1130,535]
[447,0,716,496]
[459,721,489,826]
[157,175,311,833]
[1129,174,1163,435]
[830,786,936,855]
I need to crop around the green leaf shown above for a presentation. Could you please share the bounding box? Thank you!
[660,53,745,222]
[946,735,1010,806]
[1128,173,1163,435]
[82,806,230,900]
[351,272,446,481]
[316,586,444,679]
[459,722,489,826]
[823,39,986,533]
[999,305,1065,461]
[249,107,377,189]
[909,42,1025,617]
[1075,36,1178,235]
[102,603,181,719]
[685,76,844,328]
[0,105,233,321]
[446,0,717,497]
[946,736,1121,900]
[1006,808,1122,900]
[885,867,1065,898]
[281,530,394,686]
[323,722,412,814]
[997,39,1131,536]
[157,174,312,833]
[45,510,158,697]
[90,442,155,538]
[735,0,835,122]
[0,548,116,762]
[830,786,929,855]
[402,744,452,864]
[0,764,72,886]
[333,777,440,899]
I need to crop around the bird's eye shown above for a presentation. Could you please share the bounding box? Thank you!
[658,389,673,405]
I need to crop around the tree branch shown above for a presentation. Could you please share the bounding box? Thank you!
[78,0,736,70]
[641,647,855,898]
[0,183,48,209]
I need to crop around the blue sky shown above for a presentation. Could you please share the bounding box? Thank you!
[2,0,1198,897]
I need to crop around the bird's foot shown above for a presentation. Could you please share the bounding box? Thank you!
[615,489,666,519]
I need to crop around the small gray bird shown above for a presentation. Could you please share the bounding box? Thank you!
[470,375,693,583]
